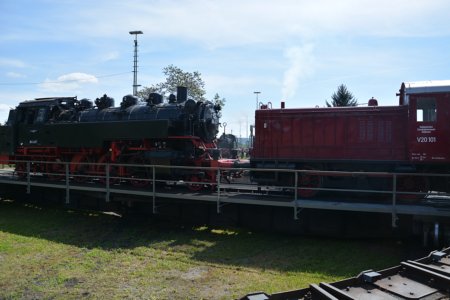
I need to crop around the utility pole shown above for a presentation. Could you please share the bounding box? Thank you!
[129,30,143,96]
[246,115,248,148]
[254,91,261,110]
[252,91,260,149]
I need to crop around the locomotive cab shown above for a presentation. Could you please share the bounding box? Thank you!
[400,81,450,164]
[11,97,80,148]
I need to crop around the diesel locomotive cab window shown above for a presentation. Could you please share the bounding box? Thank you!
[416,98,436,122]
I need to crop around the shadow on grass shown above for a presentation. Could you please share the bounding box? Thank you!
[0,198,425,278]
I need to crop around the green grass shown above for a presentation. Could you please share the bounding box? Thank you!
[0,199,420,299]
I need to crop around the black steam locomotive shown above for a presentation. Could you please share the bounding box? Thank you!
[217,133,239,159]
[0,86,222,187]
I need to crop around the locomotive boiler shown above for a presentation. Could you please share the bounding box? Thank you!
[0,86,222,187]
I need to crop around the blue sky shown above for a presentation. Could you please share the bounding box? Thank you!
[1,0,450,136]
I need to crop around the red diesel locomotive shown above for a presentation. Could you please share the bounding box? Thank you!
[251,80,450,198]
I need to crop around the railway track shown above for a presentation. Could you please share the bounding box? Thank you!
[240,247,450,300]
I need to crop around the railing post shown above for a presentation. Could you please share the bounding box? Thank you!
[434,222,440,248]
[105,163,110,203]
[65,162,70,204]
[392,174,398,228]
[294,171,299,220]
[216,168,221,214]
[152,166,156,214]
[26,161,31,194]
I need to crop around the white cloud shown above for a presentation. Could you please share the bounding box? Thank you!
[282,45,315,100]
[65,0,450,48]
[6,72,26,78]
[39,72,98,92]
[3,1,449,50]
[58,73,98,83]
[0,58,26,68]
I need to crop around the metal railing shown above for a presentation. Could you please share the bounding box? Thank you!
[1,159,449,227]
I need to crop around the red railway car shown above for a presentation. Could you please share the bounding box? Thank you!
[251,81,450,198]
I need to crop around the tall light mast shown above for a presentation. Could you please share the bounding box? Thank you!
[129,30,143,96]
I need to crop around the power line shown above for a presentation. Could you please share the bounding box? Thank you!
[0,71,131,86]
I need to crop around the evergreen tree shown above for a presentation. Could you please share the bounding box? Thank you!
[326,84,358,107]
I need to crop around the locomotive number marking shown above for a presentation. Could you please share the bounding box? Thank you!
[416,136,436,143]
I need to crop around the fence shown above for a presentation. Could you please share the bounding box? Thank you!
[1,159,449,228]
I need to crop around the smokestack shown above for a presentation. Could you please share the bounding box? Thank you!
[177,86,188,103]
[281,101,285,109]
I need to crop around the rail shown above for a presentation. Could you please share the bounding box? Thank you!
[240,247,450,300]
[0,159,449,228]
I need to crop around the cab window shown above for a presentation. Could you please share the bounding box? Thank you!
[416,98,436,122]
[34,107,48,123]
[26,110,36,124]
